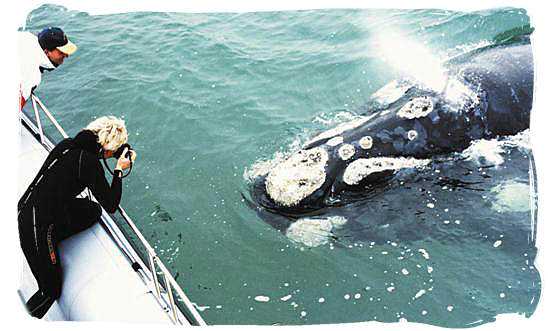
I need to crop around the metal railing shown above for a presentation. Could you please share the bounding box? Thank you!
[21,94,207,326]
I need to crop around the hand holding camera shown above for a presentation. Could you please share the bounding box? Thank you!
[115,144,137,171]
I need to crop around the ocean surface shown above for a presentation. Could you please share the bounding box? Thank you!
[20,4,540,327]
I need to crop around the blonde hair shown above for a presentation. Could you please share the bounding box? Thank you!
[85,116,128,151]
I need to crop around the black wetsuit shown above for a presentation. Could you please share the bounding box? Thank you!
[17,130,123,318]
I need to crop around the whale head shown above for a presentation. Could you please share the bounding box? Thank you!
[251,93,443,214]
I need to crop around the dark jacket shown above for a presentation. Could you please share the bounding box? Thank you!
[18,130,122,227]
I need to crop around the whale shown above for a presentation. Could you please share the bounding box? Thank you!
[249,44,534,216]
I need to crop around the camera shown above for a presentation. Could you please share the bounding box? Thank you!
[102,143,135,179]
[113,143,134,160]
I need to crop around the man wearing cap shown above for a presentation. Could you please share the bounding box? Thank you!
[17,27,77,111]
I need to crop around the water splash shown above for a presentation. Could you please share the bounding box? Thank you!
[305,113,377,147]
[439,40,493,63]
[370,80,414,106]
[370,28,447,92]
[490,180,532,213]
[459,130,531,167]
[243,151,288,182]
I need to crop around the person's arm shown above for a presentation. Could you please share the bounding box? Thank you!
[84,154,122,213]
[18,32,43,110]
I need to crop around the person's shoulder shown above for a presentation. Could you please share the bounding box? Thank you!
[78,150,104,177]
[18,30,43,70]
[17,31,38,46]
[80,149,100,163]
[17,30,36,38]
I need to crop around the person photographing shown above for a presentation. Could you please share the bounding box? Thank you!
[17,116,137,318]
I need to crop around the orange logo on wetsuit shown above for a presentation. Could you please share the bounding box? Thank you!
[47,224,57,265]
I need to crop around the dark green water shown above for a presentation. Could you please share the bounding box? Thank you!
[21,5,539,327]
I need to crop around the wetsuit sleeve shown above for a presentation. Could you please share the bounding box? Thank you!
[83,153,122,213]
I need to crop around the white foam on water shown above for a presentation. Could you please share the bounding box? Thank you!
[490,179,532,213]
[312,110,361,127]
[280,295,292,302]
[414,289,426,300]
[245,127,318,183]
[286,216,348,247]
[459,130,531,167]
[418,248,430,260]
[439,40,494,63]
[254,295,270,302]
[194,304,211,312]
[461,138,506,166]
[244,151,288,182]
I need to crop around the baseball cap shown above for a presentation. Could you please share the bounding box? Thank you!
[38,27,77,55]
